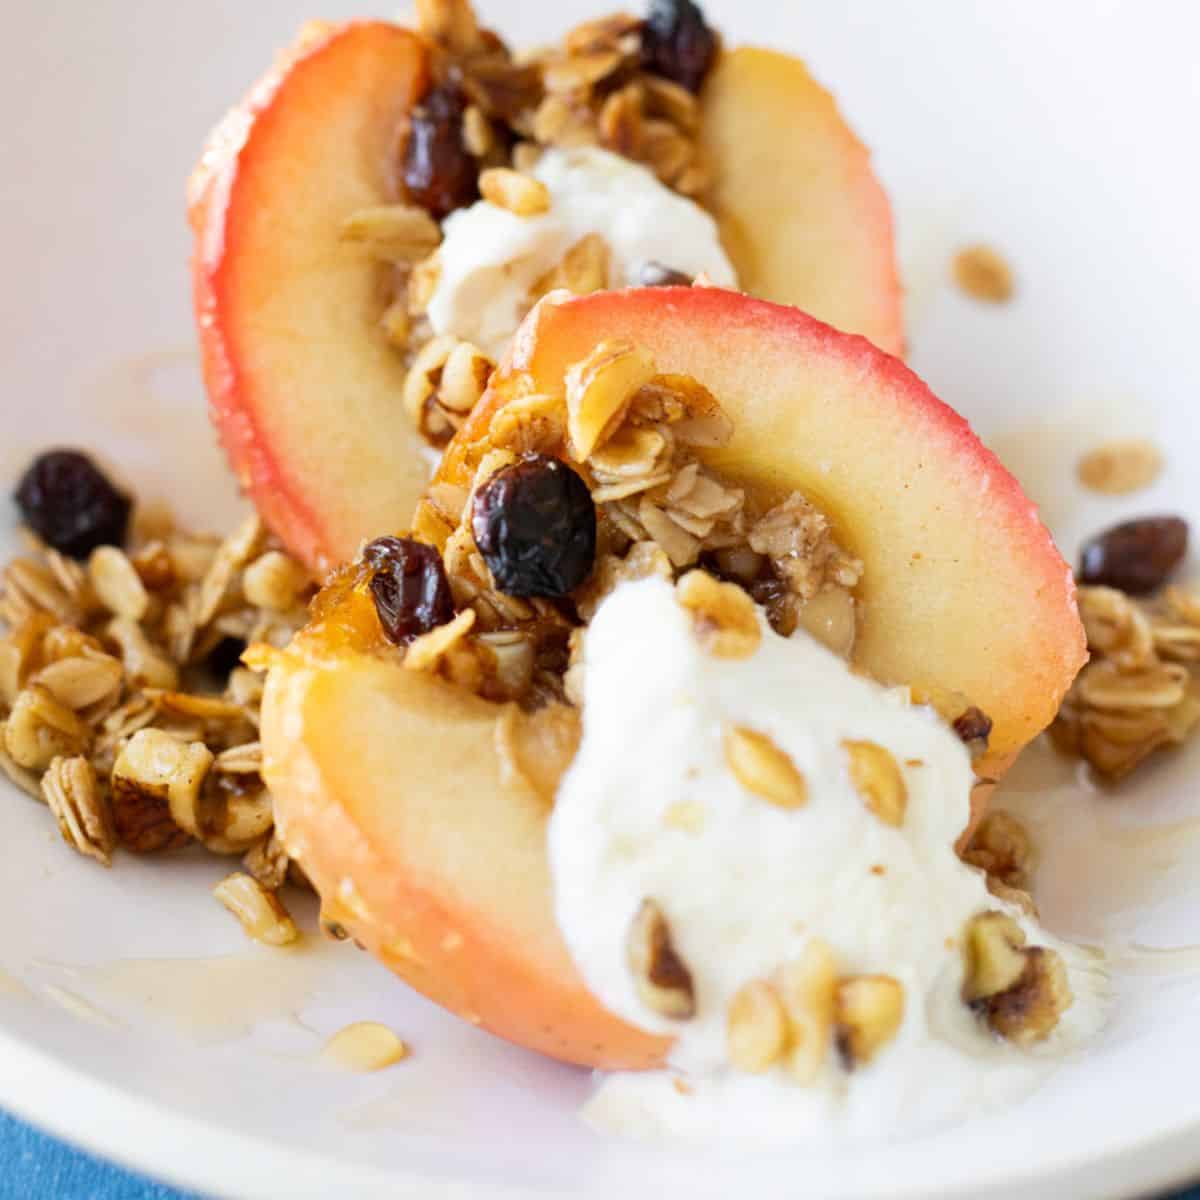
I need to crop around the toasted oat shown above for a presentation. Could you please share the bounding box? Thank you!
[724,725,808,810]
[88,547,149,620]
[952,244,1014,303]
[842,740,907,827]
[322,1022,410,1072]
[626,898,695,1019]
[479,167,551,216]
[494,701,581,803]
[42,756,114,867]
[0,735,44,800]
[1078,438,1163,496]
[195,514,264,629]
[437,341,494,415]
[776,938,837,1083]
[407,253,442,315]
[564,339,658,461]
[32,654,122,712]
[834,975,905,1068]
[414,0,481,54]
[403,608,476,673]
[340,204,441,261]
[215,741,263,775]
[675,570,761,660]
[113,729,213,844]
[5,686,89,770]
[213,872,298,947]
[243,829,290,890]
[727,980,788,1073]
[242,551,309,612]
[749,494,862,606]
[543,49,624,94]
[531,233,611,300]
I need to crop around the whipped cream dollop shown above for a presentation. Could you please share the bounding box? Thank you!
[548,578,1107,1144]
[426,147,737,358]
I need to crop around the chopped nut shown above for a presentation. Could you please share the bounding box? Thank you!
[531,233,611,299]
[724,725,807,810]
[842,740,907,827]
[414,0,481,53]
[479,167,551,216]
[961,811,1035,891]
[952,705,993,760]
[461,103,495,157]
[626,898,695,1019]
[42,756,114,867]
[88,546,149,620]
[493,702,581,804]
[543,49,624,94]
[834,975,905,1068]
[676,570,761,660]
[213,872,298,947]
[564,339,658,461]
[952,244,1014,303]
[5,686,89,770]
[241,551,309,612]
[437,341,494,414]
[322,1021,410,1072]
[1078,439,1163,496]
[776,938,837,1083]
[961,911,1028,1003]
[340,203,441,261]
[112,729,212,846]
[727,980,788,1073]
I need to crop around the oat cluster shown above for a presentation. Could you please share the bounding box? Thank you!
[1052,584,1200,778]
[0,511,314,912]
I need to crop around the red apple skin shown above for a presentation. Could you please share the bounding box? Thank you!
[189,22,431,573]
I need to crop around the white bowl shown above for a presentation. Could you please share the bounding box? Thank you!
[1,1,1199,1196]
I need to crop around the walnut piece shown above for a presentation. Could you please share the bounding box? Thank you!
[626,898,695,1019]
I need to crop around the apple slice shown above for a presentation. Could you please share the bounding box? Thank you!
[189,22,432,573]
[700,48,903,356]
[191,24,904,571]
[262,289,1083,1070]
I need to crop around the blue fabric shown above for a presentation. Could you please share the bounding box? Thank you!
[1,1105,1198,1198]
[0,1110,202,1199]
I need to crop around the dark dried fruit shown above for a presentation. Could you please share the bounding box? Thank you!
[14,449,132,560]
[206,636,248,679]
[638,261,694,287]
[401,84,479,219]
[472,456,596,598]
[365,536,455,645]
[1078,516,1188,595]
[641,0,718,93]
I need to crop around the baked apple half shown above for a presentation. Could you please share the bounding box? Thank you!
[190,3,902,572]
[258,288,1085,1070]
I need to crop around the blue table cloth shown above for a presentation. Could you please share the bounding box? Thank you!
[1,1105,1197,1198]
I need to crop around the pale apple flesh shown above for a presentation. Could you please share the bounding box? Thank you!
[191,23,904,572]
[264,289,1085,1071]
[700,48,904,357]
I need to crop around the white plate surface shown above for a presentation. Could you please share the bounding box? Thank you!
[2,1,1200,1197]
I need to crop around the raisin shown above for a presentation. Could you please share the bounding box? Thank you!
[641,0,718,93]
[365,536,455,645]
[638,261,694,287]
[472,456,596,598]
[14,449,132,560]
[953,706,993,761]
[401,84,479,220]
[1078,516,1188,595]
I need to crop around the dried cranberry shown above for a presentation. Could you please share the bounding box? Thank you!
[638,261,694,287]
[1078,516,1188,595]
[641,0,718,93]
[472,456,596,598]
[365,536,455,645]
[14,449,132,560]
[401,84,479,220]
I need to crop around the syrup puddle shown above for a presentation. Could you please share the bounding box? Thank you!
[997,738,1200,967]
[38,938,332,1043]
[42,984,122,1030]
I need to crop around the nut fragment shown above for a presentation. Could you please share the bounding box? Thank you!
[727,980,788,1073]
[723,725,807,810]
[112,729,213,847]
[961,811,1034,891]
[626,898,695,1019]
[322,1021,410,1072]
[437,341,494,414]
[564,339,658,461]
[952,244,1014,303]
[676,570,761,660]
[834,975,905,1069]
[952,706,993,761]
[961,911,1072,1044]
[213,872,298,947]
[776,938,837,1082]
[842,740,907,827]
[1078,439,1163,496]
[42,756,114,867]
[479,167,551,216]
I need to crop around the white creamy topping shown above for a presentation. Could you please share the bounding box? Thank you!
[427,147,737,358]
[548,579,1107,1144]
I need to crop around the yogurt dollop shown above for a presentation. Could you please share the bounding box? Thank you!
[548,578,1107,1143]
[427,147,737,358]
